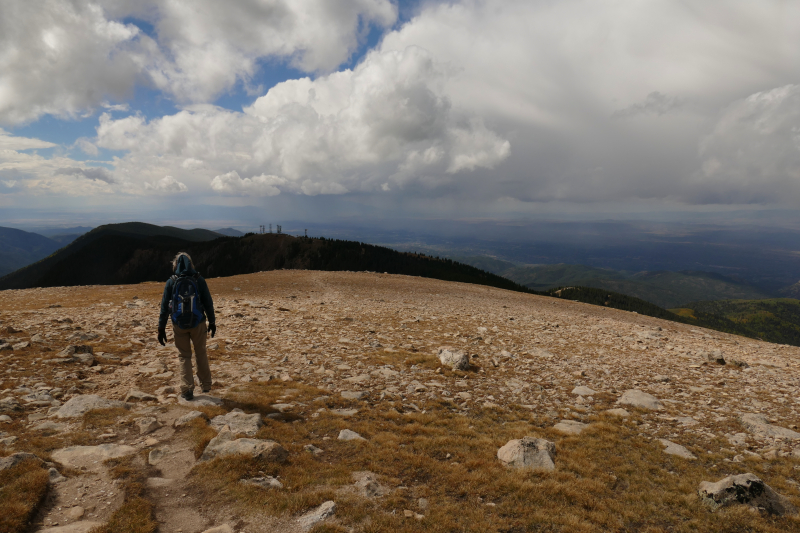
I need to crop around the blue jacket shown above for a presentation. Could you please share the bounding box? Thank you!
[158,255,215,329]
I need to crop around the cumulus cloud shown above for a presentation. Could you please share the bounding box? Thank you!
[0,0,397,124]
[144,175,188,193]
[95,46,510,196]
[210,171,284,196]
[55,166,117,183]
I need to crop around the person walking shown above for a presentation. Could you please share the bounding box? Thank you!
[157,253,217,401]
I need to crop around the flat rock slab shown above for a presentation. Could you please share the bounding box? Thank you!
[341,391,368,400]
[55,395,129,418]
[739,413,800,439]
[331,408,359,416]
[659,439,696,459]
[125,389,158,402]
[52,444,136,471]
[201,525,234,533]
[498,436,556,471]
[571,386,597,396]
[174,410,208,428]
[39,522,104,533]
[604,408,630,417]
[297,501,336,530]
[179,394,223,407]
[210,409,263,436]
[618,389,663,410]
[553,420,588,435]
[699,473,797,515]
[200,428,287,462]
[241,476,283,489]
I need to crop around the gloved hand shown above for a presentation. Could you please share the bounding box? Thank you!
[208,322,216,338]
[157,327,167,346]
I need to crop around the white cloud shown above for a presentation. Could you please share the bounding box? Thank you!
[55,166,117,184]
[145,175,188,193]
[0,129,57,151]
[210,171,284,196]
[0,0,397,124]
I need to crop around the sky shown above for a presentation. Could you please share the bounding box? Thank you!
[2,0,800,229]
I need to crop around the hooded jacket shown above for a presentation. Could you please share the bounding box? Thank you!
[158,255,216,329]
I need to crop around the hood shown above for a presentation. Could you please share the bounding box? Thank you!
[174,254,197,277]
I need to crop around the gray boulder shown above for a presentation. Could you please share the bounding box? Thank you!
[136,417,162,435]
[200,427,287,463]
[338,429,366,442]
[209,409,263,436]
[297,501,336,530]
[618,389,662,410]
[497,436,556,471]
[437,346,470,370]
[699,473,797,515]
[0,452,43,471]
[739,413,800,439]
[55,395,129,418]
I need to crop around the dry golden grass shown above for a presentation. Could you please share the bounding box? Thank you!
[90,452,158,533]
[185,380,800,533]
[0,458,50,533]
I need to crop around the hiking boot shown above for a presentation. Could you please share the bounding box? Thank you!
[180,390,194,401]
[202,387,211,393]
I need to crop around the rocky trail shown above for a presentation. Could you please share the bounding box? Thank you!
[2,270,800,532]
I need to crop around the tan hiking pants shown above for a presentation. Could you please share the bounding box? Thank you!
[172,321,211,393]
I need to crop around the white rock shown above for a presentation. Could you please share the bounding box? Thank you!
[297,501,336,530]
[241,476,283,489]
[618,389,662,410]
[200,428,287,463]
[553,420,588,435]
[210,409,263,436]
[437,347,470,370]
[604,408,630,417]
[136,417,162,435]
[55,395,129,418]
[338,429,366,441]
[659,439,696,459]
[497,437,556,471]
[699,473,797,515]
[174,410,208,428]
[124,390,158,402]
[571,386,596,396]
[739,413,800,439]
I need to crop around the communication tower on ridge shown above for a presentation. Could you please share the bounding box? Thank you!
[269,224,272,233]
[277,224,282,234]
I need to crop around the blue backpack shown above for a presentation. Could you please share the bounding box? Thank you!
[169,274,204,329]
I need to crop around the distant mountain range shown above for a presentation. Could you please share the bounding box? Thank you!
[454,257,774,308]
[0,222,530,294]
[0,227,64,277]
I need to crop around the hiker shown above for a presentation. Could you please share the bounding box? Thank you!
[157,253,217,401]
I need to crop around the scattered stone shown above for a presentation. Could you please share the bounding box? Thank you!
[338,429,366,441]
[438,346,470,370]
[148,448,166,465]
[0,397,21,413]
[55,395,129,418]
[179,394,223,407]
[331,408,359,417]
[698,473,797,515]
[136,417,162,435]
[571,386,596,396]
[146,477,176,488]
[51,444,136,471]
[48,467,66,483]
[341,391,368,400]
[0,414,12,422]
[297,501,336,530]
[0,452,43,471]
[739,413,800,439]
[353,471,389,497]
[553,420,588,435]
[241,476,283,489]
[604,408,630,417]
[66,506,85,520]
[200,427,287,463]
[704,350,726,365]
[174,410,208,428]
[12,341,30,350]
[57,345,95,366]
[304,444,324,455]
[659,439,696,459]
[34,421,66,433]
[209,409,263,436]
[497,437,556,471]
[124,389,158,402]
[618,389,663,410]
